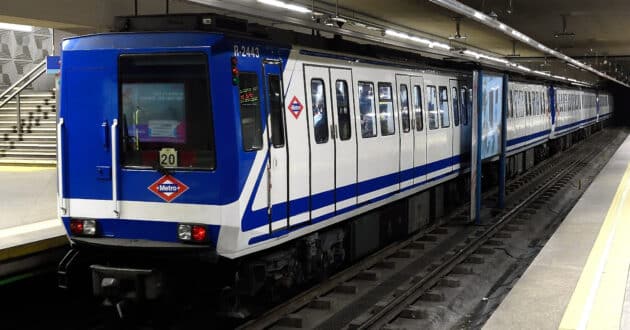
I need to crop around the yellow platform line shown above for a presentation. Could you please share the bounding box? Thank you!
[0,165,55,172]
[560,163,630,330]
[0,236,68,263]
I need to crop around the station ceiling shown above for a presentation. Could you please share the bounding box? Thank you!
[198,0,630,86]
[2,0,629,86]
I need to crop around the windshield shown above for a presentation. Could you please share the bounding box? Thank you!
[119,53,215,170]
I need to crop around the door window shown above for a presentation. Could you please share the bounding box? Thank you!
[358,82,377,138]
[426,85,438,129]
[335,80,352,140]
[413,85,423,131]
[438,86,450,128]
[452,86,459,126]
[311,79,329,144]
[378,83,395,136]
[267,74,285,147]
[399,84,410,133]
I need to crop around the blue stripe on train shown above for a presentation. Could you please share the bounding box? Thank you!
[555,116,597,133]
[248,168,462,245]
[242,154,462,231]
[248,114,603,245]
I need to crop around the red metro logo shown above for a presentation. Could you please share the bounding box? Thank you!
[148,175,189,202]
[288,96,304,119]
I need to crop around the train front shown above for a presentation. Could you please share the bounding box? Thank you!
[57,32,246,303]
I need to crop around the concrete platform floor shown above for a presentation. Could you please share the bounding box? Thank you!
[0,166,57,230]
[483,135,630,330]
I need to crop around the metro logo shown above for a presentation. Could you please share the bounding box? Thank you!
[148,175,189,202]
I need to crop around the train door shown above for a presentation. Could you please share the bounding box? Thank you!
[304,65,335,220]
[449,79,461,171]
[263,60,289,231]
[396,74,414,189]
[329,68,357,211]
[410,76,427,185]
[425,76,453,179]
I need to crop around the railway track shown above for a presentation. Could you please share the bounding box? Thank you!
[236,129,625,330]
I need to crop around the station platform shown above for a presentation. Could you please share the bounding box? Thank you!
[0,166,67,279]
[484,135,630,330]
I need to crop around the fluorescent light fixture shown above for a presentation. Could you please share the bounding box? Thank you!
[473,11,486,20]
[0,22,33,32]
[464,50,481,59]
[517,65,531,72]
[553,75,567,80]
[432,42,451,50]
[511,30,530,42]
[386,29,449,50]
[257,0,311,13]
[499,23,507,30]
[464,50,507,64]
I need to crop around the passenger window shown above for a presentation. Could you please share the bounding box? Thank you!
[239,72,263,151]
[426,85,438,129]
[399,84,410,133]
[508,91,514,118]
[438,86,450,127]
[378,83,396,136]
[267,74,285,148]
[335,80,352,141]
[452,86,460,126]
[467,88,473,123]
[460,87,468,124]
[310,79,329,144]
[358,82,377,138]
[413,85,424,131]
[526,92,531,116]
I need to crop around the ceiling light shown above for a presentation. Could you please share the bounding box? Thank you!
[257,0,311,13]
[386,29,449,50]
[517,65,531,72]
[0,22,33,32]
[473,11,486,20]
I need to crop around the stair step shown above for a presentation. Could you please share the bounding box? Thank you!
[0,149,56,156]
[0,106,57,111]
[0,134,56,140]
[1,98,55,104]
[0,112,55,117]
[0,120,56,124]
[0,127,56,132]
[0,158,56,165]
[0,142,56,148]
[12,91,55,98]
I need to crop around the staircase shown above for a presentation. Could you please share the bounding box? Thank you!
[0,91,57,165]
[0,60,56,166]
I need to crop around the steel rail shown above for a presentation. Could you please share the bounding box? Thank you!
[357,136,608,329]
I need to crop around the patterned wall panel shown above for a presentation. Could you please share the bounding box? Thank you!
[0,26,53,92]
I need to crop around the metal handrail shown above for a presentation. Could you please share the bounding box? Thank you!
[0,60,46,102]
[0,65,47,109]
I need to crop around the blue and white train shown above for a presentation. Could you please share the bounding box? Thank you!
[56,15,613,303]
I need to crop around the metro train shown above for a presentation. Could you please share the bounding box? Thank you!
[56,15,612,306]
